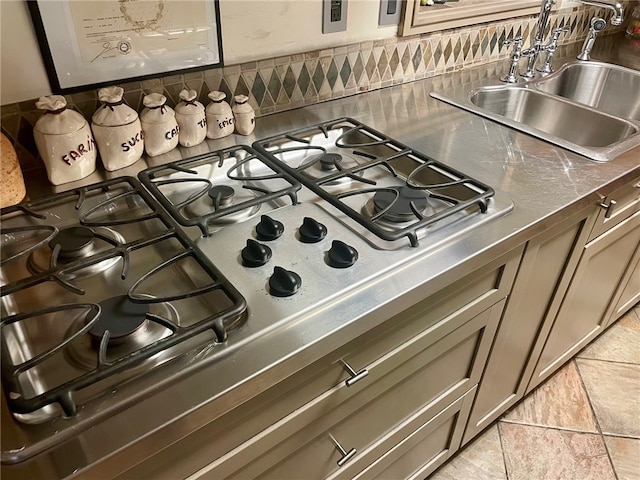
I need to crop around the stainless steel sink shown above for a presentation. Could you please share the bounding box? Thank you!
[470,86,637,149]
[431,61,640,162]
[534,61,640,121]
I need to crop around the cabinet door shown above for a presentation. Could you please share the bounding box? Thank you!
[462,208,594,444]
[604,242,640,326]
[528,209,640,392]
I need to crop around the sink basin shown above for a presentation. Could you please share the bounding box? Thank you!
[470,86,637,149]
[430,60,640,162]
[534,61,640,121]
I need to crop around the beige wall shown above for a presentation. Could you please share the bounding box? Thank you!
[0,0,590,105]
[0,0,397,105]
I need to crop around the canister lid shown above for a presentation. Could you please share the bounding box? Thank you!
[92,86,139,127]
[34,95,87,134]
[232,95,254,114]
[208,91,227,103]
[175,89,204,114]
[140,93,176,123]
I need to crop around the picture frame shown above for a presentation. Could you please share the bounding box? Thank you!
[28,0,224,94]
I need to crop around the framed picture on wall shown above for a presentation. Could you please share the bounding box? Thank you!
[28,0,224,93]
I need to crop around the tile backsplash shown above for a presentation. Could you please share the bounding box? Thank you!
[0,3,625,173]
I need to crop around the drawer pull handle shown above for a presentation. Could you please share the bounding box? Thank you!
[599,199,617,219]
[329,433,357,467]
[340,360,369,387]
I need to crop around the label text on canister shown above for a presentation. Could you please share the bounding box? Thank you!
[121,130,145,152]
[61,135,96,165]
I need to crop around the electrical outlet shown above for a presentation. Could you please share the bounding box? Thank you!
[379,0,401,26]
[323,0,348,34]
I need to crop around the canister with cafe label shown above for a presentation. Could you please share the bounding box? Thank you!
[33,95,97,185]
[205,91,234,139]
[232,95,256,136]
[174,89,207,148]
[91,86,144,171]
[140,93,179,157]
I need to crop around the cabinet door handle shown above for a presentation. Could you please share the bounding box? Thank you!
[599,199,617,219]
[340,359,369,387]
[329,433,357,467]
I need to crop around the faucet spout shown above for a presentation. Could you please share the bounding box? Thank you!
[576,0,624,25]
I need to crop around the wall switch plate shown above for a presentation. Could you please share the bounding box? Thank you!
[323,0,348,34]
[379,0,401,26]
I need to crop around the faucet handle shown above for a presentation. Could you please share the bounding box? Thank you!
[550,26,570,41]
[503,36,523,49]
[501,36,525,83]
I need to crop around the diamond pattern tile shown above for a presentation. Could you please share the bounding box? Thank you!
[312,62,325,93]
[297,64,311,97]
[282,67,296,99]
[352,54,365,84]
[412,44,423,72]
[339,57,351,88]
[251,72,267,106]
[326,59,339,90]
[400,45,411,73]
[266,71,281,105]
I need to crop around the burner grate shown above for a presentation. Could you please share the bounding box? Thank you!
[138,145,302,236]
[254,118,495,247]
[0,177,247,417]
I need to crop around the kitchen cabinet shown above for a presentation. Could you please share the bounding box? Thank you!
[399,0,540,36]
[114,247,522,480]
[527,179,640,392]
[462,206,597,444]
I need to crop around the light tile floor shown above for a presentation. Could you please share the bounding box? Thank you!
[431,303,640,480]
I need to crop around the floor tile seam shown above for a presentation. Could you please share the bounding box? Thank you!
[601,432,640,440]
[574,357,623,479]
[498,417,600,435]
[573,358,605,436]
[574,355,640,368]
[495,420,512,480]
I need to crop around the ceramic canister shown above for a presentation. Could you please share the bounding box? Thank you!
[91,86,144,171]
[205,91,234,139]
[174,89,207,148]
[140,93,179,157]
[232,94,256,136]
[33,95,97,185]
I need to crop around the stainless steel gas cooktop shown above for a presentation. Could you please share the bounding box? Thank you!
[1,118,513,474]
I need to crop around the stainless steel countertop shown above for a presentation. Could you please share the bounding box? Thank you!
[4,34,640,479]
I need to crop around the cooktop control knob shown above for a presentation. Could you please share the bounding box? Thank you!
[298,217,327,243]
[269,266,302,297]
[241,239,272,267]
[327,240,358,268]
[256,215,284,241]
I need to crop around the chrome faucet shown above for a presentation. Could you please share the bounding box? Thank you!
[521,0,556,79]
[575,0,624,25]
[575,0,624,60]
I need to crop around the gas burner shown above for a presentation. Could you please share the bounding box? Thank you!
[298,152,363,186]
[185,184,262,226]
[88,296,149,344]
[208,185,235,208]
[28,226,124,277]
[66,295,175,370]
[372,187,430,223]
[49,226,95,259]
[319,153,342,171]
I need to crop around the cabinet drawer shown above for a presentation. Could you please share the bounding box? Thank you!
[353,387,476,480]
[195,300,504,479]
[590,177,640,241]
[118,250,519,480]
